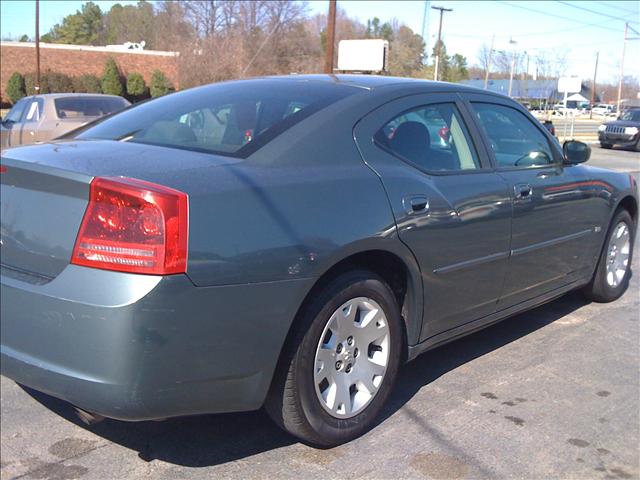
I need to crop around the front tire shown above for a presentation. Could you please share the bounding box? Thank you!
[600,142,613,149]
[583,209,635,302]
[265,270,403,447]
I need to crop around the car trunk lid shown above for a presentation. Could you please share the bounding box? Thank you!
[0,158,91,278]
[1,140,238,279]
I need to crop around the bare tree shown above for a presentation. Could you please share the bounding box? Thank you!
[184,0,227,38]
[477,43,493,75]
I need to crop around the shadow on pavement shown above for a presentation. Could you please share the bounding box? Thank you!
[22,291,589,467]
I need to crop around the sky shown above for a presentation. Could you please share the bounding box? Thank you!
[1,0,638,84]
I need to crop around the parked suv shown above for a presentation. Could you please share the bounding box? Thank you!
[1,93,130,149]
[598,107,640,151]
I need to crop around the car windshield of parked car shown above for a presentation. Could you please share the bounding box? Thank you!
[619,109,640,122]
[55,97,129,119]
[3,98,29,124]
[73,80,357,158]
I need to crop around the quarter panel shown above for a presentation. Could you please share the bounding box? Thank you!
[182,101,401,287]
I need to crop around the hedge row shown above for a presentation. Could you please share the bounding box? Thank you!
[6,58,174,104]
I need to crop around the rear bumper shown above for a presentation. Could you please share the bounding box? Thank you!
[1,264,312,420]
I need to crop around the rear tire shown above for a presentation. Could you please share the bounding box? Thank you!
[583,209,635,302]
[265,270,403,447]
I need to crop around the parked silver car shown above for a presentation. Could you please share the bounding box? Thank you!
[0,93,130,149]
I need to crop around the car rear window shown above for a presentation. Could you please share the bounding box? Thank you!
[55,97,129,119]
[73,79,357,158]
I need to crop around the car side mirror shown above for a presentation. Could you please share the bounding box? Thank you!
[563,140,591,164]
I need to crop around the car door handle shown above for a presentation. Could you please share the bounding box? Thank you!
[403,195,429,215]
[514,184,533,200]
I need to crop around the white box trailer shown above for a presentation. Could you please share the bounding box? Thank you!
[337,39,389,73]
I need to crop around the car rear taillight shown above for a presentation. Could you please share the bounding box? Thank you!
[72,177,188,275]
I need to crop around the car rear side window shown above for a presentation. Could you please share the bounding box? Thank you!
[374,103,480,172]
[74,80,357,158]
[55,97,128,119]
[471,103,554,168]
[24,98,44,123]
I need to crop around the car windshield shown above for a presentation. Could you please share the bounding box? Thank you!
[619,109,640,122]
[73,79,357,158]
[55,97,129,119]
[3,98,28,123]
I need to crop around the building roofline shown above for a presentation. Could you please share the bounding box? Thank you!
[0,41,178,57]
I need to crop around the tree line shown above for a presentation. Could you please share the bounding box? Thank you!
[18,0,470,88]
[7,0,638,103]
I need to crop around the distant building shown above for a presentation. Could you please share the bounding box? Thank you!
[460,79,599,104]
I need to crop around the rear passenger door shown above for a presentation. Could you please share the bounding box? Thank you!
[354,93,512,342]
[463,94,595,309]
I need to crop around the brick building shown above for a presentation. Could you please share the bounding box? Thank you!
[1,41,179,104]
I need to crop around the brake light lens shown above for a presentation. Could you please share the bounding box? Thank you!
[72,177,188,275]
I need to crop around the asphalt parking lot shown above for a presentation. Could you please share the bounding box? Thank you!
[1,146,638,480]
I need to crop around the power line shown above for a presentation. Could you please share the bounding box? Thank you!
[595,1,639,16]
[446,18,620,39]
[557,1,639,25]
[498,1,622,33]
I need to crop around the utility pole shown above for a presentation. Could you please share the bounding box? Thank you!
[324,0,337,74]
[483,34,494,90]
[35,0,40,93]
[508,56,516,97]
[421,0,430,62]
[507,38,517,98]
[432,5,452,81]
[590,51,599,119]
[616,22,628,114]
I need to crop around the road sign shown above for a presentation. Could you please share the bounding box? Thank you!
[337,39,388,72]
[558,77,582,94]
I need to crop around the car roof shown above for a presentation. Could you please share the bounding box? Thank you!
[264,74,493,95]
[28,93,126,100]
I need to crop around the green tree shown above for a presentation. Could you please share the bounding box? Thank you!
[73,74,102,93]
[6,72,26,104]
[19,34,30,42]
[365,17,393,42]
[47,72,74,93]
[43,1,104,45]
[431,40,451,81]
[24,73,51,95]
[126,72,147,99]
[449,53,469,82]
[149,70,172,97]
[103,1,155,47]
[101,58,124,96]
[387,25,425,77]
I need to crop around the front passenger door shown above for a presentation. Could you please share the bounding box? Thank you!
[466,97,595,309]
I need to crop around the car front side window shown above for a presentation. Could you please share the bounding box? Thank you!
[471,103,554,168]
